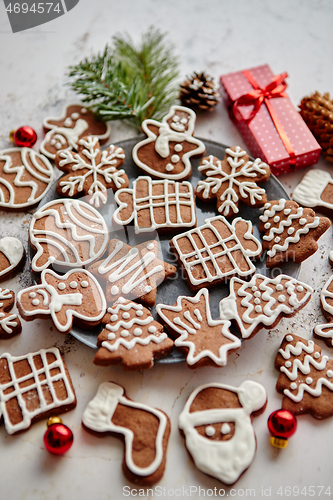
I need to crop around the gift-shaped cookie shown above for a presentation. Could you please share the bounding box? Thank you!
[292,169,333,218]
[94,298,174,370]
[0,288,21,338]
[178,381,267,484]
[113,176,196,233]
[219,274,312,339]
[171,215,262,290]
[259,199,330,268]
[156,288,241,368]
[82,382,170,485]
[40,104,110,160]
[132,105,205,180]
[88,239,176,307]
[196,146,270,217]
[0,347,76,434]
[314,275,333,347]
[0,236,25,281]
[55,136,128,208]
[275,333,333,419]
[17,269,106,334]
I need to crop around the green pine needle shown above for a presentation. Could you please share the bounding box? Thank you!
[67,28,180,129]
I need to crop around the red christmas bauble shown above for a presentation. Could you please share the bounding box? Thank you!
[267,409,297,439]
[12,126,37,148]
[44,422,74,455]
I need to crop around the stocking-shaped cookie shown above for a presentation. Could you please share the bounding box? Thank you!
[178,381,267,484]
[196,146,270,217]
[40,104,110,160]
[259,199,330,268]
[314,275,333,347]
[94,298,174,370]
[132,105,205,180]
[17,269,106,334]
[219,274,312,339]
[0,288,21,338]
[171,215,262,290]
[293,169,333,218]
[275,333,333,419]
[82,382,170,485]
[156,288,241,368]
[55,136,128,208]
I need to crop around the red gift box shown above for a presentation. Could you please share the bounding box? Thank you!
[220,64,321,176]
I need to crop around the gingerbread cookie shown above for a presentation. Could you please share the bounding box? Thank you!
[219,274,312,339]
[94,298,173,369]
[259,199,330,268]
[0,288,21,338]
[55,136,128,208]
[0,237,25,281]
[88,239,176,307]
[156,288,240,368]
[113,176,196,233]
[17,269,106,334]
[40,104,110,160]
[196,146,270,217]
[314,275,333,347]
[178,381,267,484]
[29,198,109,273]
[0,148,54,209]
[170,215,262,290]
[82,382,170,485]
[292,169,333,218]
[0,347,76,434]
[132,105,205,180]
[275,333,333,419]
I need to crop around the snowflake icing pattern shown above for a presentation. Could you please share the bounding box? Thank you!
[55,136,128,208]
[196,146,270,217]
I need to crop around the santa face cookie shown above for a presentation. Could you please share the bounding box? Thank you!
[82,382,170,485]
[132,105,205,180]
[40,104,111,160]
[259,199,330,268]
[314,275,333,347]
[292,169,333,217]
[171,215,262,290]
[88,239,176,307]
[113,176,196,233]
[178,381,267,484]
[0,237,25,281]
[275,334,333,419]
[55,136,128,208]
[0,347,76,434]
[156,288,241,368]
[17,269,106,334]
[196,146,270,217]
[94,298,174,370]
[0,148,54,209]
[0,288,21,338]
[219,274,313,339]
[29,198,109,273]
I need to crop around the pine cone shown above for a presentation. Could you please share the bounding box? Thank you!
[300,91,333,163]
[179,72,220,112]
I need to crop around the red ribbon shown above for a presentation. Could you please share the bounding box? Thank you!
[233,70,296,167]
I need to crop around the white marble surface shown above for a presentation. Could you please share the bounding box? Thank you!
[1,0,333,498]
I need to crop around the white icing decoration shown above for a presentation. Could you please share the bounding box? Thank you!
[148,326,157,333]
[71,112,80,120]
[178,381,267,485]
[255,305,262,313]
[64,117,73,127]
[264,223,270,229]
[121,330,129,337]
[146,242,155,250]
[171,216,261,286]
[29,292,36,298]
[30,198,109,273]
[306,377,313,384]
[136,310,144,317]
[276,284,283,291]
[327,370,333,378]
[314,352,321,359]
[297,286,304,292]
[174,144,183,152]
[156,288,240,366]
[0,347,76,434]
[278,295,286,302]
[196,147,269,217]
[290,382,297,390]
[82,382,167,476]
[32,299,39,306]
[0,237,24,278]
[221,423,231,434]
[133,328,142,336]
[274,236,281,243]
[81,281,89,288]
[205,426,215,437]
[113,177,196,233]
[111,286,119,295]
[132,105,205,180]
[111,315,118,322]
[58,283,66,290]
[171,154,180,163]
[293,169,333,210]
[288,227,295,235]
[285,361,292,368]
[219,274,312,339]
[274,216,280,223]
[286,335,294,342]
[122,312,130,319]
[0,148,55,209]
[314,275,333,345]
[70,281,78,289]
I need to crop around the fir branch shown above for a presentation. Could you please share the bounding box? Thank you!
[67,28,180,129]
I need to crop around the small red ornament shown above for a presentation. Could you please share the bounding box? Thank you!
[44,416,73,455]
[10,126,37,148]
[267,409,297,449]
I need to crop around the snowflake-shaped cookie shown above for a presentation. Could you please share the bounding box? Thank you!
[196,146,270,217]
[55,136,128,208]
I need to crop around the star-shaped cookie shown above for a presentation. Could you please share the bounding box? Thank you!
[88,239,177,307]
